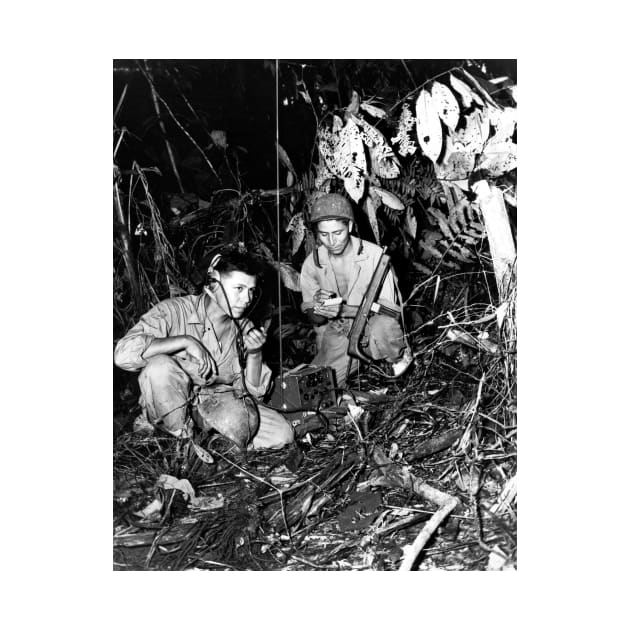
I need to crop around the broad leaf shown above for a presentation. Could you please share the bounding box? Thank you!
[316,115,346,178]
[360,102,387,119]
[449,74,474,108]
[274,262,301,292]
[415,89,443,163]
[454,110,489,154]
[372,186,404,210]
[346,90,361,115]
[427,206,455,241]
[477,140,517,176]
[448,196,475,233]
[353,115,400,178]
[314,160,334,191]
[338,118,367,203]
[364,191,381,244]
[404,207,417,239]
[434,148,475,182]
[277,142,296,175]
[317,128,344,178]
[461,68,499,108]
[368,145,401,179]
[488,106,516,143]
[332,114,344,134]
[431,81,460,131]
[286,213,306,255]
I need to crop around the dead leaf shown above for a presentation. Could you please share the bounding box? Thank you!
[134,497,162,519]
[190,494,225,511]
[274,262,301,292]
[190,440,214,465]
[346,403,365,421]
[268,464,299,487]
[157,474,196,501]
[486,544,513,571]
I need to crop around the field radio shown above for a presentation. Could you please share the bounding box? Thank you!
[268,364,337,429]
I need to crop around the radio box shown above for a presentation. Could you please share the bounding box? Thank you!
[268,364,337,412]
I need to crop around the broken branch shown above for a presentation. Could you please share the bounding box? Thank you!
[398,481,459,571]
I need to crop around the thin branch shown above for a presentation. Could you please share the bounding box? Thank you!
[137,60,222,184]
[144,63,185,194]
[400,60,417,88]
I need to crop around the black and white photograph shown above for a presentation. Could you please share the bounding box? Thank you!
[112,58,517,571]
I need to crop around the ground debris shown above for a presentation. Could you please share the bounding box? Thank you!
[113,274,516,571]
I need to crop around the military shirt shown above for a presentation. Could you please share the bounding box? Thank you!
[114,293,271,399]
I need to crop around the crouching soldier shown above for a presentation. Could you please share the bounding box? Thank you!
[114,249,294,451]
[300,193,412,388]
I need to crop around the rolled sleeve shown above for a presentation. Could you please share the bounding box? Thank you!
[114,332,156,371]
[244,362,273,399]
[113,303,172,372]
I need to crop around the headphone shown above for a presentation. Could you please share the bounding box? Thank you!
[204,251,262,314]
[205,253,222,293]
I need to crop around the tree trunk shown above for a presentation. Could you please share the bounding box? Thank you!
[471,180,516,303]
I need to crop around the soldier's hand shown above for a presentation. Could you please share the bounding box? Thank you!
[313,289,336,304]
[313,302,342,319]
[183,337,216,380]
[244,326,267,354]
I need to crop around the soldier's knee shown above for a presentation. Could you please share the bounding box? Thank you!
[277,419,295,446]
[270,414,296,448]
[140,355,185,386]
[368,314,391,335]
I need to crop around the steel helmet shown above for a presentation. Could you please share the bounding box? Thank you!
[310,193,354,224]
[193,390,259,450]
